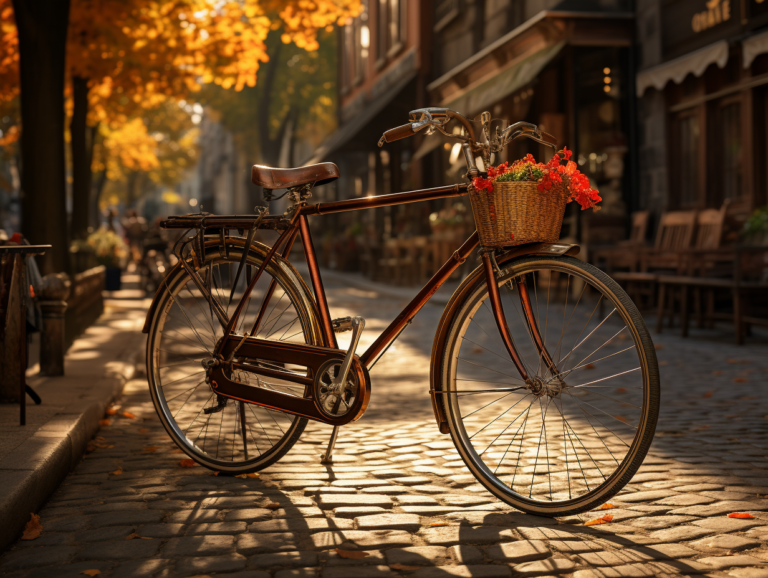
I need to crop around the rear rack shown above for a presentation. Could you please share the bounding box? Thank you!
[160,213,291,231]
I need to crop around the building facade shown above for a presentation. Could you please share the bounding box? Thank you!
[636,0,768,225]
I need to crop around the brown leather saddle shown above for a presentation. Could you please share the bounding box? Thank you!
[251,162,339,190]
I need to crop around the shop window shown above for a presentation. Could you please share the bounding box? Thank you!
[341,2,369,90]
[377,0,406,63]
[717,100,742,201]
[675,112,700,207]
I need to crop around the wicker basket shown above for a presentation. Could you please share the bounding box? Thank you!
[469,180,568,248]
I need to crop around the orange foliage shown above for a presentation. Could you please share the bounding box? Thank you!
[0,0,361,115]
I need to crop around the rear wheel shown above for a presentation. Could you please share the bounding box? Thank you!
[145,241,322,474]
[440,255,659,516]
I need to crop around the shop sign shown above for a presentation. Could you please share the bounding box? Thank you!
[691,0,732,33]
[661,0,742,58]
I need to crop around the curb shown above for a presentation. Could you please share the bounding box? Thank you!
[0,350,139,551]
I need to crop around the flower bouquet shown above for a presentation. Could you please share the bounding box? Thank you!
[469,147,601,247]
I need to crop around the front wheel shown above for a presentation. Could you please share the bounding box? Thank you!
[440,255,659,516]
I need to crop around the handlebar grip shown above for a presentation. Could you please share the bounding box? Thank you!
[381,123,415,144]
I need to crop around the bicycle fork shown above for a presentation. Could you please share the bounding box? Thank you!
[481,252,559,385]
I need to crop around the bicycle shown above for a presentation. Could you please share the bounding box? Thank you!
[143,108,659,516]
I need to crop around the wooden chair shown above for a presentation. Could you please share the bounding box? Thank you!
[654,205,727,334]
[613,210,697,308]
[592,210,650,272]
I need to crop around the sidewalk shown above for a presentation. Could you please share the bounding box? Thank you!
[0,294,149,550]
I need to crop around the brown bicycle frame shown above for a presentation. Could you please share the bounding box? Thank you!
[162,181,555,422]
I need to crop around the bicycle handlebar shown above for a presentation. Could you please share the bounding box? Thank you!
[380,123,416,144]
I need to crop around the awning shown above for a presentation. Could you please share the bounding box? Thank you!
[441,41,565,116]
[636,41,728,96]
[743,29,768,69]
[305,70,417,165]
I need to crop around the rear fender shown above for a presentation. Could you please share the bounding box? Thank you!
[429,243,580,434]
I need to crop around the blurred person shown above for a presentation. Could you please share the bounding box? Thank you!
[122,209,147,263]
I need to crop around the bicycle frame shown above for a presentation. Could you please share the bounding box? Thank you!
[154,181,562,425]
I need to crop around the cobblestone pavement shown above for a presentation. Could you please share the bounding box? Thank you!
[2,276,767,578]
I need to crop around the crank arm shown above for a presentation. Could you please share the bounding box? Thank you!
[331,317,365,393]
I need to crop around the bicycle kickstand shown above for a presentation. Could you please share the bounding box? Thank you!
[321,427,340,464]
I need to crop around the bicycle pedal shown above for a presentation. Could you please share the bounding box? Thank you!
[332,316,363,333]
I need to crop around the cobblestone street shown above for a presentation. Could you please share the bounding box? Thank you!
[2,275,767,578]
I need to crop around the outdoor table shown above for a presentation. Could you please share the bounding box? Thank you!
[0,244,50,425]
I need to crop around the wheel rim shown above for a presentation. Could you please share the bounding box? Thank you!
[147,249,315,470]
[445,258,656,510]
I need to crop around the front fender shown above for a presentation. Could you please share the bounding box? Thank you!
[429,242,580,434]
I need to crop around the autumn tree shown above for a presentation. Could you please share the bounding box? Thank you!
[200,27,338,168]
[0,0,361,273]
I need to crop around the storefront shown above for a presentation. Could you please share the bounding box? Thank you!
[424,8,637,246]
[636,0,768,219]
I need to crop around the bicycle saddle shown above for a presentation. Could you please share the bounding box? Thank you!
[251,162,340,190]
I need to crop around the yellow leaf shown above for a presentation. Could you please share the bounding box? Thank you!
[585,514,613,526]
[21,513,42,540]
[265,502,281,510]
[600,503,617,510]
[81,571,101,577]
[121,412,136,419]
[110,467,123,475]
[429,521,449,527]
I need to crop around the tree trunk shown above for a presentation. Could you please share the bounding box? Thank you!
[12,0,71,275]
[71,76,94,241]
[257,38,283,167]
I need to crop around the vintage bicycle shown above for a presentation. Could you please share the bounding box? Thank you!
[143,108,659,516]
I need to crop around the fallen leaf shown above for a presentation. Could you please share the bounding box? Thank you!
[615,387,627,394]
[757,494,768,499]
[335,548,369,559]
[429,521,449,527]
[106,407,117,415]
[235,473,260,479]
[390,563,420,570]
[142,446,158,454]
[138,428,150,434]
[121,412,136,419]
[81,571,101,577]
[21,513,42,540]
[471,346,483,354]
[212,471,220,476]
[712,370,723,375]
[110,467,123,475]
[126,533,151,540]
[600,503,617,510]
[613,415,628,423]
[728,512,754,519]
[733,378,747,383]
[585,514,613,526]
[654,343,664,350]
[178,459,197,468]
[703,390,714,398]
[99,419,111,426]
[584,363,595,370]
[265,502,281,510]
